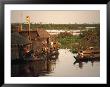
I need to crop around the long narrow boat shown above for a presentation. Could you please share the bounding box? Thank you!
[74,56,100,61]
[74,47,100,61]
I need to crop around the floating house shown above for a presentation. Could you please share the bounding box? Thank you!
[11,23,60,60]
[19,28,51,56]
[11,32,32,60]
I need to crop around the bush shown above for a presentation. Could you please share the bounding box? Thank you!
[58,31,73,38]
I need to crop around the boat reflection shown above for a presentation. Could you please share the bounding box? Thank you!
[73,59,100,69]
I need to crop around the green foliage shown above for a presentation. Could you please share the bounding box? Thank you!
[70,48,78,53]
[78,28,100,50]
[56,28,100,53]
[57,32,80,50]
[58,31,73,37]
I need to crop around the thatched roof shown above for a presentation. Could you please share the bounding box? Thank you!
[36,28,50,38]
[11,32,32,45]
[32,40,43,51]
[19,29,50,40]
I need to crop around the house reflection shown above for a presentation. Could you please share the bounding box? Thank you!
[11,57,58,77]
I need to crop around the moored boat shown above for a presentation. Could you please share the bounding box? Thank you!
[74,47,100,61]
[74,56,100,61]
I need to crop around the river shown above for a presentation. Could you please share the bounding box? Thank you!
[11,49,100,77]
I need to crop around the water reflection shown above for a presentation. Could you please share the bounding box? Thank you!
[11,56,58,77]
[11,49,100,77]
[73,60,100,69]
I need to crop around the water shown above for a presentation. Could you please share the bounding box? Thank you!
[46,28,96,33]
[46,30,80,35]
[11,49,100,77]
[46,29,97,35]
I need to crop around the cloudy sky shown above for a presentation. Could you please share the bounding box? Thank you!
[11,10,100,24]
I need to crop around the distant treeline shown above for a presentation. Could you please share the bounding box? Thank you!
[11,23,100,30]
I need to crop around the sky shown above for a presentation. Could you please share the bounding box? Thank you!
[11,10,100,24]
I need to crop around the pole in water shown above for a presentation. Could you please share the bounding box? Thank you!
[26,16,31,40]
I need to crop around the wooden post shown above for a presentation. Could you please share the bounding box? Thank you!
[18,23,22,32]
[26,16,31,40]
[28,22,31,40]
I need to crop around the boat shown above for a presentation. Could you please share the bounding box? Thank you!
[74,56,100,61]
[74,47,100,61]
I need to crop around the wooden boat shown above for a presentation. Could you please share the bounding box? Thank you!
[74,56,100,61]
[74,47,100,61]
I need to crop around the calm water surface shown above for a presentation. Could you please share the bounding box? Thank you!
[11,49,100,77]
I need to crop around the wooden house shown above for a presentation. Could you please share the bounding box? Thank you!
[11,32,32,60]
[19,28,51,54]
